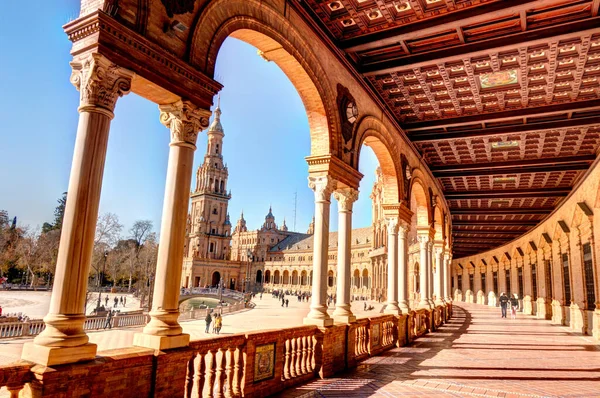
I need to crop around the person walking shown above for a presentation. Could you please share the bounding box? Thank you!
[285,298,289,307]
[105,296,109,307]
[204,313,212,333]
[113,296,118,308]
[510,294,519,319]
[123,296,127,306]
[214,314,222,335]
[499,292,509,318]
[103,310,113,329]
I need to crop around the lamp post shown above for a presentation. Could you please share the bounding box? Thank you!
[246,249,253,294]
[96,251,108,311]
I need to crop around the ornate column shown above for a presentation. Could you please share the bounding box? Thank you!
[427,241,435,307]
[397,222,410,313]
[434,246,445,305]
[134,100,209,350]
[385,218,400,314]
[22,54,133,366]
[444,253,452,301]
[304,176,336,327]
[418,235,431,309]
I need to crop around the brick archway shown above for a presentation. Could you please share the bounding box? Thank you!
[188,0,341,158]
[352,116,403,205]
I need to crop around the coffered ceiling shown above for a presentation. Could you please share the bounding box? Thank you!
[293,0,600,258]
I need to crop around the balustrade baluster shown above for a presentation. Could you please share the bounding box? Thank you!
[192,353,205,398]
[204,350,216,398]
[300,336,307,374]
[224,347,235,398]
[308,335,315,372]
[290,338,297,378]
[283,339,291,380]
[295,337,302,376]
[232,347,241,397]
[214,348,226,398]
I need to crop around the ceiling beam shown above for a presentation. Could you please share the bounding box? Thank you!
[453,220,538,226]
[408,116,600,140]
[432,155,596,174]
[445,188,570,199]
[452,228,527,234]
[450,208,552,215]
[402,99,600,131]
[342,0,545,52]
[435,162,589,177]
[361,19,600,74]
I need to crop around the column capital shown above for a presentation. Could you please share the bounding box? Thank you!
[333,187,359,211]
[159,100,210,149]
[418,234,430,248]
[398,220,410,236]
[70,53,134,117]
[434,245,445,257]
[385,217,399,233]
[308,175,336,202]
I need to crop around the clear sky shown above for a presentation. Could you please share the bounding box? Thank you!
[0,1,379,238]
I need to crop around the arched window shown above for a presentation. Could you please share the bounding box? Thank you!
[220,180,224,193]
[213,208,218,215]
[215,143,220,154]
[328,270,334,287]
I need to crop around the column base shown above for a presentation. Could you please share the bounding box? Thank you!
[418,300,432,310]
[303,317,334,327]
[133,333,190,350]
[384,304,400,315]
[435,299,445,307]
[333,315,356,324]
[21,342,97,366]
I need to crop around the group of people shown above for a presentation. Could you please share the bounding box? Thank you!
[204,312,223,334]
[499,292,520,319]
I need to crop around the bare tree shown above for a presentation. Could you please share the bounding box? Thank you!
[127,220,153,291]
[91,213,123,289]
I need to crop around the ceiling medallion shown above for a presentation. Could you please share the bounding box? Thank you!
[479,70,518,89]
[161,0,196,18]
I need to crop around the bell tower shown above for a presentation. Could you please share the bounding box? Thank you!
[187,96,232,261]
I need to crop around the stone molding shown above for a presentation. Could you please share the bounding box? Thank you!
[70,53,133,116]
[159,100,210,149]
[333,188,359,211]
[308,176,336,203]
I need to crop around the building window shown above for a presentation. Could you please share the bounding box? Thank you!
[469,274,474,291]
[457,275,462,291]
[505,269,511,294]
[583,243,596,310]
[517,267,523,298]
[213,208,218,215]
[493,271,498,293]
[531,263,537,301]
[481,272,486,292]
[544,260,553,299]
[209,242,214,253]
[562,253,572,304]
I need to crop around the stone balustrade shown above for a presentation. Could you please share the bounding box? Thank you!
[0,304,449,397]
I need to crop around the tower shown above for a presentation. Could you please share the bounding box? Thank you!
[187,97,232,261]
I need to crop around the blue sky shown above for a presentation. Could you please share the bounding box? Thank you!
[0,1,379,238]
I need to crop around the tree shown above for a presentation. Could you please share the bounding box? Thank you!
[127,220,153,291]
[91,213,124,288]
[53,192,67,231]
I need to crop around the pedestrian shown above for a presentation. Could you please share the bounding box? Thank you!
[123,296,127,306]
[105,296,109,306]
[364,302,367,311]
[510,294,519,319]
[260,293,262,300]
[120,296,124,306]
[205,313,212,333]
[0,305,3,317]
[285,299,289,307]
[114,296,118,308]
[499,292,509,318]
[214,314,222,335]
[281,298,285,307]
[104,310,113,329]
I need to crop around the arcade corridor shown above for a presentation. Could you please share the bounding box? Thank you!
[279,303,600,398]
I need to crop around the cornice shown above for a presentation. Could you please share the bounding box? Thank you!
[64,11,222,109]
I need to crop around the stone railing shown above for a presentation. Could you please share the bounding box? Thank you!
[0,320,45,339]
[0,304,450,397]
[179,302,247,322]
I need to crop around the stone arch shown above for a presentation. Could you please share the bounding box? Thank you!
[292,270,299,285]
[353,269,360,288]
[189,0,340,157]
[362,269,369,289]
[328,270,334,288]
[409,177,431,228]
[265,270,271,283]
[256,269,263,284]
[274,270,280,284]
[300,270,307,285]
[352,116,403,203]
[283,270,290,285]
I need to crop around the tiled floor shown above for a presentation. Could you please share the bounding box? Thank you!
[277,303,600,398]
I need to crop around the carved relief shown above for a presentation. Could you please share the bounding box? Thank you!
[70,54,133,113]
[400,155,411,201]
[161,0,197,18]
[336,84,358,144]
[159,100,210,147]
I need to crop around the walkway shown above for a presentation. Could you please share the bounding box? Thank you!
[278,303,600,398]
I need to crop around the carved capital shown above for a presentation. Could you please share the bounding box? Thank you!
[385,217,399,233]
[398,221,410,237]
[418,234,430,248]
[159,100,210,148]
[308,176,336,203]
[333,187,359,211]
[70,53,133,116]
